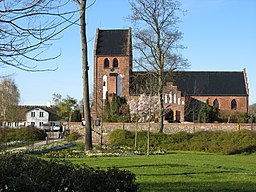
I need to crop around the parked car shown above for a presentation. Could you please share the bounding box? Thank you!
[52,125,60,131]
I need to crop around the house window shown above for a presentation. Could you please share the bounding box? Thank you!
[40,112,44,117]
[231,99,237,110]
[31,122,35,127]
[104,58,109,68]
[31,112,35,117]
[39,122,44,126]
[213,99,219,109]
[113,58,118,68]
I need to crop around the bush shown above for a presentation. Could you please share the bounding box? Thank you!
[67,131,81,141]
[0,155,139,192]
[17,127,47,141]
[109,129,135,147]
[0,127,46,143]
[238,113,250,123]
[198,103,218,123]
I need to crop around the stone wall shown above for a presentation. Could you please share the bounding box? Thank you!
[68,122,256,145]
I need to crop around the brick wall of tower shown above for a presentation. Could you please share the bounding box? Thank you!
[92,55,131,119]
[96,56,130,96]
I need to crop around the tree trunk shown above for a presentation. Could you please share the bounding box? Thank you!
[79,0,92,150]
[158,91,164,133]
[158,56,164,133]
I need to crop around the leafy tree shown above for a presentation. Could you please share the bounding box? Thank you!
[53,95,78,122]
[111,94,119,121]
[71,109,82,122]
[128,0,189,132]
[52,93,62,106]
[198,102,218,123]
[0,78,20,126]
[103,93,129,122]
[103,92,111,121]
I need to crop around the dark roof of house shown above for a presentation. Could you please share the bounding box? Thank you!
[14,105,59,121]
[95,29,130,56]
[130,71,248,96]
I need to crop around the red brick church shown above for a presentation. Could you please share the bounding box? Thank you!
[92,28,249,122]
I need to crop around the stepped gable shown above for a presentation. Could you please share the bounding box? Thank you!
[95,29,129,56]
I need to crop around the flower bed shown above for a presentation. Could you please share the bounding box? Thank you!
[29,142,75,154]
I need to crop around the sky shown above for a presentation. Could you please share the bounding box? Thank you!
[2,0,256,105]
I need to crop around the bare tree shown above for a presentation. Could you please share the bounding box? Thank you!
[74,0,94,150]
[0,0,77,71]
[0,78,20,127]
[1,0,94,149]
[128,0,188,132]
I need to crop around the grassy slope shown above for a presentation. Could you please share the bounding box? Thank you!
[70,152,256,192]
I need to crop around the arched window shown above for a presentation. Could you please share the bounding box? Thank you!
[117,74,122,96]
[113,58,118,68]
[164,108,174,122]
[231,99,237,110]
[213,99,219,109]
[104,58,109,68]
[102,75,107,99]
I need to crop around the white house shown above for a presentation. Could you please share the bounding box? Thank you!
[2,106,60,129]
[26,107,61,129]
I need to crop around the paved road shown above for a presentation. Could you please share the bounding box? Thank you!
[8,132,63,152]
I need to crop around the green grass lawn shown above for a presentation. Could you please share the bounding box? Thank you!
[69,151,256,192]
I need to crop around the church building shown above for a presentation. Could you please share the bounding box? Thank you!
[92,28,249,122]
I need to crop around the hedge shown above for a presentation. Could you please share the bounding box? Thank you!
[109,129,256,155]
[0,155,139,192]
[0,127,46,143]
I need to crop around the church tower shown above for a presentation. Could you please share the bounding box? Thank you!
[92,28,132,118]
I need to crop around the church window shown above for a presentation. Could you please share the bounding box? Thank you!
[102,75,107,99]
[104,58,109,68]
[113,58,118,68]
[117,74,122,96]
[213,99,219,109]
[231,99,237,110]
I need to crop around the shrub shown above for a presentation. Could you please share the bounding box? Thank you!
[19,127,47,141]
[0,127,46,143]
[237,113,250,123]
[109,129,135,147]
[0,155,139,192]
[67,131,81,141]
[198,103,218,123]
